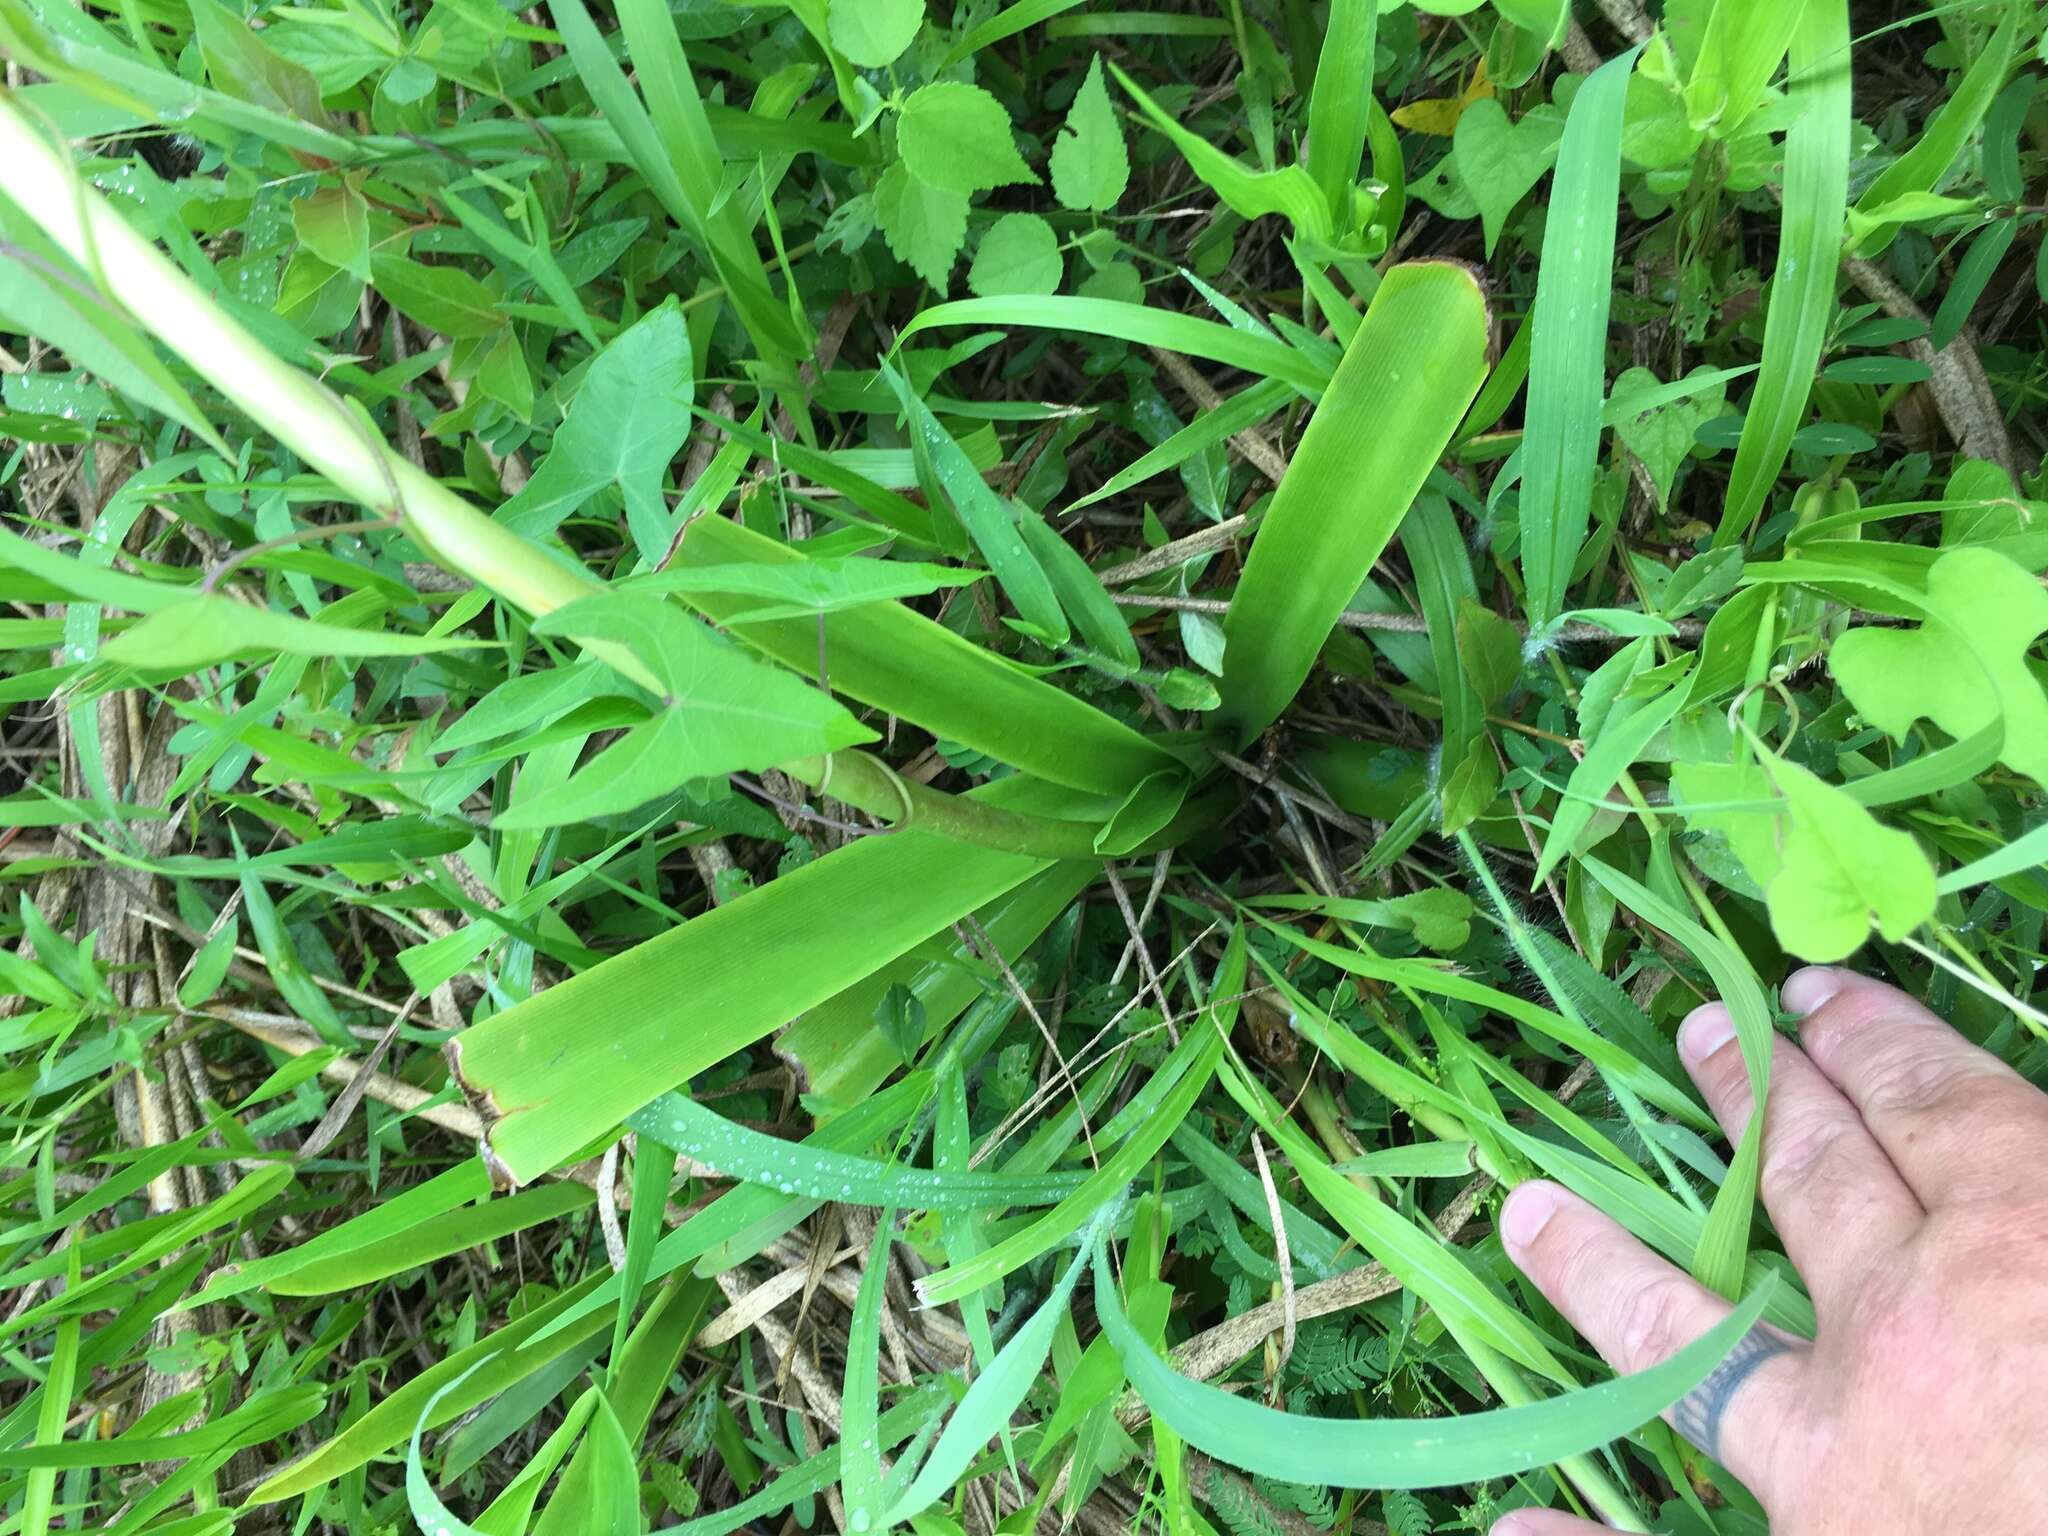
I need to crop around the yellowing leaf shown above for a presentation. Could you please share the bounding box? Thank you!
[1392,97,1466,134]
[1390,58,1494,136]
[1829,546,2048,787]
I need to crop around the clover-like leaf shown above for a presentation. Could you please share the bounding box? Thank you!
[1829,546,2048,787]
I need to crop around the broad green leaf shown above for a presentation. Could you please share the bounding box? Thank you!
[877,159,968,291]
[496,302,694,547]
[1049,54,1129,212]
[1611,364,1726,509]
[1713,0,1850,543]
[827,0,921,66]
[371,252,505,339]
[968,212,1062,297]
[669,516,1178,794]
[451,781,1093,1181]
[1456,597,1522,708]
[1828,547,2048,787]
[1674,748,1937,961]
[292,183,370,284]
[1518,46,1638,625]
[897,82,1037,193]
[1221,261,1488,739]
[188,0,328,122]
[1451,99,1561,255]
[492,594,872,827]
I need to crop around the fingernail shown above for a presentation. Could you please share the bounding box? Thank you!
[1489,1516,1534,1536]
[1678,1002,1736,1065]
[1781,966,1846,1017]
[1500,1183,1563,1253]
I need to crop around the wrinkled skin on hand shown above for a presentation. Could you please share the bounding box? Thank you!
[1491,968,2048,1535]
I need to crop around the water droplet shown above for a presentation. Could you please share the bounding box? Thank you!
[851,1513,872,1533]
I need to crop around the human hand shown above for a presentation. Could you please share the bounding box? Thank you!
[1490,966,2048,1534]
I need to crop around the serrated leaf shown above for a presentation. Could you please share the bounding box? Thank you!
[876,158,968,290]
[1050,54,1129,211]
[897,82,1037,193]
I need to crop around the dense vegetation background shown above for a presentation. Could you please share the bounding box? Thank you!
[1,0,2044,1532]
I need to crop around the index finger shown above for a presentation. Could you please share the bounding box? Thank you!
[1498,1181,1809,1501]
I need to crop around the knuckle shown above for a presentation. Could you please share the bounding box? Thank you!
[1757,1115,1855,1208]
[1855,1047,1995,1121]
[1798,987,1915,1063]
[1612,1273,1698,1369]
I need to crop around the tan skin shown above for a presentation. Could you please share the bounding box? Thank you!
[1490,966,2048,1535]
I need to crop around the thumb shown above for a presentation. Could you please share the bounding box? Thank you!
[1492,1513,1611,1536]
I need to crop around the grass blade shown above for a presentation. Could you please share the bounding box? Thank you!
[1580,856,1774,1299]
[1098,1240,1772,1487]
[1713,0,1851,543]
[1847,3,2016,257]
[630,1092,1088,1209]
[1518,46,1640,626]
[887,1205,1116,1524]
[897,296,1329,394]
